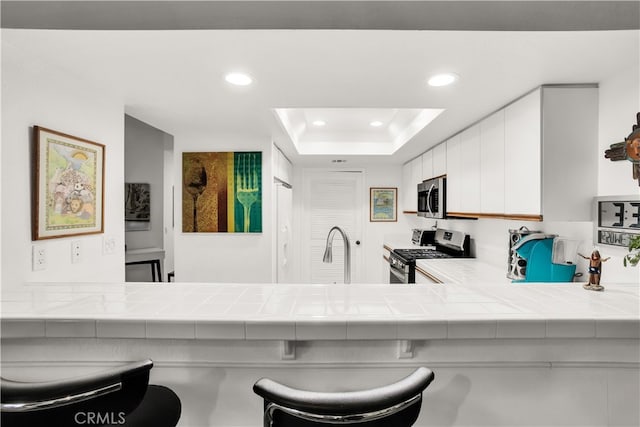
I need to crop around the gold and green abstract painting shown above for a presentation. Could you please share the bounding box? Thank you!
[182,152,262,233]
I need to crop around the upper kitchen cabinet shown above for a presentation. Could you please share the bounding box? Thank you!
[459,124,482,213]
[421,149,433,181]
[504,89,542,217]
[432,143,447,177]
[421,143,446,181]
[446,85,598,221]
[445,134,462,213]
[505,85,598,221]
[480,109,506,214]
[448,124,481,216]
[403,142,445,213]
[401,155,423,212]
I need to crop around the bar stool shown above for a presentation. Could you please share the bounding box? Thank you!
[253,367,434,427]
[1,359,181,427]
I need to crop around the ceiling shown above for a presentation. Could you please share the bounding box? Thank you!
[2,2,639,166]
[274,107,444,155]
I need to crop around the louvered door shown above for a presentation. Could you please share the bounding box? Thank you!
[302,170,363,284]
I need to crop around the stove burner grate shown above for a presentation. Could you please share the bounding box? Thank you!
[393,249,455,262]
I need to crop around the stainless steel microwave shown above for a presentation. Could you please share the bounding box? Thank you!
[417,176,446,219]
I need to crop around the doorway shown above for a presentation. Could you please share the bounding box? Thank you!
[302,170,364,284]
[124,115,174,282]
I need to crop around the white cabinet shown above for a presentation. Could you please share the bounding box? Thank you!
[421,150,433,180]
[447,125,480,215]
[421,143,445,181]
[446,134,462,214]
[480,109,505,214]
[432,143,447,177]
[402,162,412,212]
[444,85,597,221]
[503,86,598,221]
[504,89,542,216]
[402,156,423,212]
[459,124,481,213]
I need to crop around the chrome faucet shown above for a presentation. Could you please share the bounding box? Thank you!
[322,226,351,284]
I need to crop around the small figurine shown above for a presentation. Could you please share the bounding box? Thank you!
[578,249,611,291]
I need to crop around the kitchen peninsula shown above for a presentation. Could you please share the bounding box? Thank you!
[2,278,638,426]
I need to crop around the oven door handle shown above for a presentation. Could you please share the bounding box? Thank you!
[426,184,435,217]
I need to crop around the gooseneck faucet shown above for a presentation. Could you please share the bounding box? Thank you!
[322,226,351,284]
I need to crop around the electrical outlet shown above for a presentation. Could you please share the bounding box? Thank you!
[32,244,47,271]
[71,241,82,263]
[103,237,116,255]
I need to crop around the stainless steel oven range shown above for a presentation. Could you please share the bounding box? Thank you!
[389,229,470,284]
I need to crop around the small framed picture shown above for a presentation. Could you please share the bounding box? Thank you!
[33,126,105,240]
[370,187,397,222]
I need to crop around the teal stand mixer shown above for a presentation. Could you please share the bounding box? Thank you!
[512,234,578,282]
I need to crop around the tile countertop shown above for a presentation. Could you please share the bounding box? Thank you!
[1,281,638,341]
[416,258,510,284]
[382,237,421,251]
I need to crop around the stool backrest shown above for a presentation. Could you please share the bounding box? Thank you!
[253,367,434,427]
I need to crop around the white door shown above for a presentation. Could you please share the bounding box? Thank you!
[276,184,294,283]
[302,170,364,284]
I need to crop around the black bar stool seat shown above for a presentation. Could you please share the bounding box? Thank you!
[253,367,434,427]
[1,359,181,427]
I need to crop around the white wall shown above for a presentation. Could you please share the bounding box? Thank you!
[172,133,273,283]
[363,166,416,282]
[1,39,125,289]
[596,63,640,283]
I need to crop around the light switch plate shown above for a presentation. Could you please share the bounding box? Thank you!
[103,236,116,255]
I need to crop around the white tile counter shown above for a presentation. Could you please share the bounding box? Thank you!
[3,281,639,427]
[2,281,638,340]
[416,258,510,284]
[382,237,422,251]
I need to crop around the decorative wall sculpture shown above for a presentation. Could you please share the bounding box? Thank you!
[182,152,262,233]
[605,112,640,186]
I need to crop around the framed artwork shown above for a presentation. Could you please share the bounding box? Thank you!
[370,187,397,222]
[125,182,151,231]
[33,126,105,240]
[182,151,262,233]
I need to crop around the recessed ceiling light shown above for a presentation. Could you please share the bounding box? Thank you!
[427,73,459,87]
[370,120,384,127]
[225,72,253,86]
[312,120,326,127]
